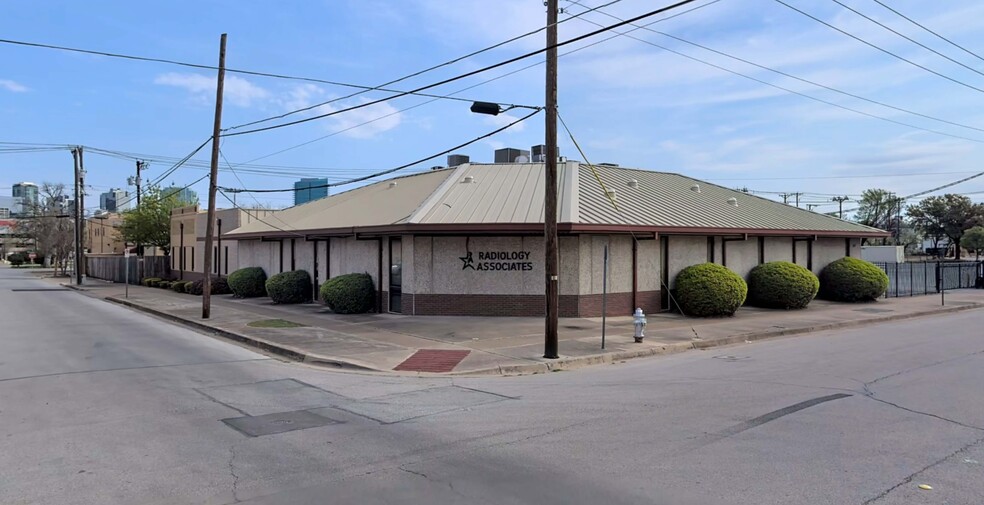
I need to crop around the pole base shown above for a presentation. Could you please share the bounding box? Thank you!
[634,337,644,343]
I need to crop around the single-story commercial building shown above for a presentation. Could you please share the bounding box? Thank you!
[225,161,887,317]
[170,205,280,281]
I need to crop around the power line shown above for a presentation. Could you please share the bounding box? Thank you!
[0,37,520,109]
[707,170,984,181]
[566,2,984,143]
[224,0,723,167]
[220,0,702,137]
[870,0,984,65]
[773,0,984,94]
[568,0,984,135]
[224,0,625,132]
[221,108,540,193]
[829,0,984,79]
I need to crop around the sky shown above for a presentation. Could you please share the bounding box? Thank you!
[2,0,984,217]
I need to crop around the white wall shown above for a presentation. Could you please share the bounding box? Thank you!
[764,237,793,263]
[813,237,849,274]
[724,238,759,279]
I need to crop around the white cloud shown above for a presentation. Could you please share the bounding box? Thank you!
[319,98,404,139]
[154,72,270,107]
[277,83,325,111]
[0,79,28,92]
[482,112,526,132]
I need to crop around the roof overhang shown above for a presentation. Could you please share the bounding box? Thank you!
[225,222,889,240]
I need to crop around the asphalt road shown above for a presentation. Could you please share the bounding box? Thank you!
[1,266,982,505]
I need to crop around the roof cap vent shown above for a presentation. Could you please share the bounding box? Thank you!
[691,183,701,193]
[606,189,617,201]
[727,197,738,207]
[388,182,398,188]
[627,179,639,189]
[462,175,475,184]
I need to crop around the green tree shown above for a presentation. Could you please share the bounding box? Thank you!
[963,226,984,260]
[907,194,975,260]
[118,186,194,254]
[855,189,903,244]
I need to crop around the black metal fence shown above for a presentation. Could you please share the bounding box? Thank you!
[872,261,983,298]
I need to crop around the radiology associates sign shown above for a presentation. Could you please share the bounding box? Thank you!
[460,250,534,271]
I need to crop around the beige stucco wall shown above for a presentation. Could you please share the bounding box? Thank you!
[579,235,634,295]
[724,238,758,279]
[666,235,708,288]
[637,237,660,292]
[764,237,793,263]
[813,237,848,275]
[413,236,547,295]
[330,237,381,286]
[848,238,861,258]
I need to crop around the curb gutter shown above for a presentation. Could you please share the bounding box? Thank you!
[100,292,984,377]
[104,297,379,372]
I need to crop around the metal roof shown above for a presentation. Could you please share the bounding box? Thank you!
[226,169,454,237]
[225,163,885,237]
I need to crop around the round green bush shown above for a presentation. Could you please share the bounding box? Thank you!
[228,267,267,298]
[320,272,375,314]
[674,263,747,317]
[158,281,173,289]
[171,281,188,293]
[818,257,889,302]
[186,276,230,296]
[747,261,820,309]
[141,277,161,287]
[265,270,312,304]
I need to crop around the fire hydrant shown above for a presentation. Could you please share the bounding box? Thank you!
[633,308,647,343]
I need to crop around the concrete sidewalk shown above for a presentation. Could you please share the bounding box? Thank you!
[57,276,984,375]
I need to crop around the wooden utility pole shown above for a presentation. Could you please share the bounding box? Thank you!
[544,0,559,359]
[72,147,82,285]
[832,196,849,219]
[78,146,85,281]
[135,160,144,207]
[202,33,227,319]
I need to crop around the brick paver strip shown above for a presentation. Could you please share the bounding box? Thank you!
[393,349,472,373]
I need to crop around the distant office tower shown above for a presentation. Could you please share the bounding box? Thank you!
[294,178,329,206]
[12,182,38,214]
[163,186,198,204]
[99,188,131,212]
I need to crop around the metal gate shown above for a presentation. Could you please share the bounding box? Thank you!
[873,261,983,298]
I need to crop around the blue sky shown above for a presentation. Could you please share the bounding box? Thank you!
[2,0,984,215]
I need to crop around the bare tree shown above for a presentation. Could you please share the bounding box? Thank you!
[15,183,75,275]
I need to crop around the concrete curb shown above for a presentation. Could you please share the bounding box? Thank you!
[104,296,382,373]
[97,290,984,377]
[690,301,984,350]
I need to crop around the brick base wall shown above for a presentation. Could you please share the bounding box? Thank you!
[403,291,661,317]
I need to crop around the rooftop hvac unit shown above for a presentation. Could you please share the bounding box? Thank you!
[531,144,560,162]
[447,154,470,167]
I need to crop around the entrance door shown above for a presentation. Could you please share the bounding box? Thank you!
[389,238,402,313]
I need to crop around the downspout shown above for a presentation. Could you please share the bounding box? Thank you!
[313,240,319,301]
[179,222,184,280]
[216,219,222,276]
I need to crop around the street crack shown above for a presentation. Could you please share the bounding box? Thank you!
[860,436,984,504]
[228,445,241,503]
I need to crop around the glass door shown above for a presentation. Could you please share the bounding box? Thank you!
[389,238,402,313]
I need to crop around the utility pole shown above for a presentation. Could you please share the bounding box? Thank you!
[794,192,802,208]
[780,193,790,205]
[543,0,559,359]
[135,160,145,207]
[832,196,850,219]
[78,146,86,282]
[202,33,227,320]
[72,147,82,285]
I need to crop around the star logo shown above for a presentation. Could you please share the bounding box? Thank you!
[460,251,475,270]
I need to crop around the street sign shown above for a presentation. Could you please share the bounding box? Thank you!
[28,253,36,260]
[125,249,130,258]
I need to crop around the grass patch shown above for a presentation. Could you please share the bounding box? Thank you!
[246,319,306,328]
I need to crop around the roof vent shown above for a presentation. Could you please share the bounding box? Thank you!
[389,182,398,188]
[627,179,638,189]
[691,183,701,193]
[598,162,619,167]
[606,189,617,201]
[462,175,475,184]
[727,197,738,207]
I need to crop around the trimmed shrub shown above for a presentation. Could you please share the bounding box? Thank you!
[747,261,819,309]
[158,281,173,289]
[171,281,188,293]
[320,272,375,314]
[186,276,230,296]
[228,267,267,298]
[819,257,889,302]
[142,277,161,287]
[265,270,312,304]
[8,253,25,266]
[674,263,747,317]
